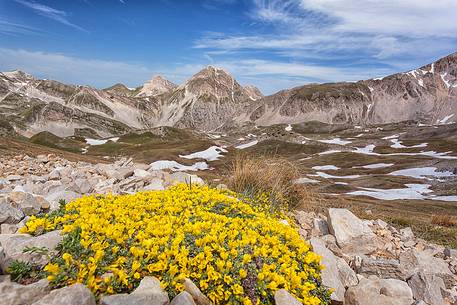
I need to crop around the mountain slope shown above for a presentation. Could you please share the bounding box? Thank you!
[1,52,456,137]
[246,52,457,126]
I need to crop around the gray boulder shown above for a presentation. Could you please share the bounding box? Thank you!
[170,292,196,305]
[143,178,165,191]
[45,190,80,210]
[1,278,50,305]
[399,249,454,287]
[183,278,211,305]
[407,272,445,305]
[310,237,358,303]
[168,172,204,185]
[327,208,381,255]
[274,289,301,305]
[7,192,42,216]
[0,231,62,272]
[0,198,25,224]
[345,276,414,305]
[100,276,169,305]
[32,283,96,305]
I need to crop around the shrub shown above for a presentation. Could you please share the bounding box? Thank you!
[227,154,314,212]
[20,184,330,305]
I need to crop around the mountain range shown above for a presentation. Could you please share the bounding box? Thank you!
[1,52,456,138]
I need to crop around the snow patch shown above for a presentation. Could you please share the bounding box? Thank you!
[359,163,394,169]
[149,160,209,171]
[347,184,432,200]
[318,137,352,145]
[389,167,456,180]
[180,146,227,162]
[311,172,361,179]
[285,124,292,132]
[235,140,258,149]
[312,165,340,171]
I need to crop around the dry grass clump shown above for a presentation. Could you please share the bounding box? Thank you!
[227,154,319,210]
[431,214,457,227]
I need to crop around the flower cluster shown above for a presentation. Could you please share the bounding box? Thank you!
[21,184,330,305]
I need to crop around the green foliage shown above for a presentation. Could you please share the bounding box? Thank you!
[7,260,34,282]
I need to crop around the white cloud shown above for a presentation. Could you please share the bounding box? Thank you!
[14,0,87,32]
[196,0,457,61]
[0,47,394,95]
[299,0,457,37]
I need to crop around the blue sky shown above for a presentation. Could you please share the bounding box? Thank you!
[1,0,457,94]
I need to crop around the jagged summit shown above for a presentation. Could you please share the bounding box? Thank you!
[1,70,35,82]
[136,75,177,97]
[244,85,263,101]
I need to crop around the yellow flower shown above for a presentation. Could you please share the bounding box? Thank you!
[21,184,329,304]
[239,269,247,279]
[62,253,73,265]
[44,263,59,274]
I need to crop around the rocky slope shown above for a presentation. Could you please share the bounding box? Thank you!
[0,154,456,305]
[248,52,457,126]
[1,52,457,137]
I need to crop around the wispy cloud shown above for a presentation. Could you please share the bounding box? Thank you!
[0,17,43,36]
[194,0,457,86]
[14,0,88,33]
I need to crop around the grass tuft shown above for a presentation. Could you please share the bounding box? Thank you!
[431,214,457,227]
[227,154,317,211]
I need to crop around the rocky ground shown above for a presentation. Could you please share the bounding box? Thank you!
[0,154,456,305]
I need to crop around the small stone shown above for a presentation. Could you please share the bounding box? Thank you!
[170,292,196,305]
[400,227,414,241]
[168,172,204,185]
[8,192,42,216]
[274,289,301,305]
[444,248,457,259]
[143,178,165,191]
[32,283,96,305]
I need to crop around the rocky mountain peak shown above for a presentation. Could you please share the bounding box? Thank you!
[136,75,177,97]
[243,85,263,101]
[183,65,244,98]
[1,70,35,83]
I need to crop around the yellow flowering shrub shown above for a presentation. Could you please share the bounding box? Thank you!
[21,184,330,305]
